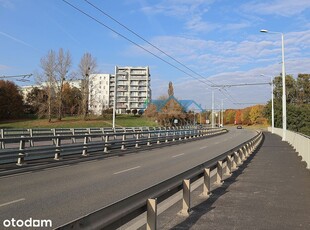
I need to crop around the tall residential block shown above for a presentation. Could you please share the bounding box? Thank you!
[113,66,151,114]
[88,66,151,115]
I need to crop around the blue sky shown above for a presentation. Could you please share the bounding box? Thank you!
[1,0,310,110]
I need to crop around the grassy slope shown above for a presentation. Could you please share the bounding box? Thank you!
[0,115,158,129]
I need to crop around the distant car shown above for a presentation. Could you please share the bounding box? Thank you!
[237,125,242,129]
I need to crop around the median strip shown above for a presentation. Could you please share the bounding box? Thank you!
[113,166,141,175]
[0,198,25,208]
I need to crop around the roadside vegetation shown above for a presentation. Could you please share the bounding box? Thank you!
[0,50,309,137]
[0,115,158,129]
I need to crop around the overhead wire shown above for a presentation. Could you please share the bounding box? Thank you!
[83,0,216,87]
[62,0,211,87]
[62,0,239,104]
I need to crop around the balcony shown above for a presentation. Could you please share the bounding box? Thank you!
[117,86,128,91]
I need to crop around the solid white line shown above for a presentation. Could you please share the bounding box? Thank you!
[199,146,207,150]
[113,166,141,175]
[0,198,25,208]
[172,153,185,158]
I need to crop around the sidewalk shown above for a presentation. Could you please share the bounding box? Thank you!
[160,132,310,229]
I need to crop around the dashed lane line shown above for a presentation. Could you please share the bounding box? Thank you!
[113,166,141,175]
[0,198,25,208]
[172,153,185,158]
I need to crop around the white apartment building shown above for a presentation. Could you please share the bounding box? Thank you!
[113,66,151,114]
[88,74,111,115]
[89,66,151,115]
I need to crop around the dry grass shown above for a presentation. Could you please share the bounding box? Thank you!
[0,115,158,129]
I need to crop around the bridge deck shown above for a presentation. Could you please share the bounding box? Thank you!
[160,132,310,229]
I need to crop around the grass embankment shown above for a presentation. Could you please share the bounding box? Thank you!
[0,115,158,129]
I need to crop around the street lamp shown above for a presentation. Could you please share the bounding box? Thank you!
[220,98,227,127]
[211,90,215,128]
[261,74,274,133]
[260,29,286,141]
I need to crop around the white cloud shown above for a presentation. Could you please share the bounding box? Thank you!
[241,0,310,17]
[0,0,14,9]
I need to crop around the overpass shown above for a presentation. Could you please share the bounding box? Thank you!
[0,127,309,229]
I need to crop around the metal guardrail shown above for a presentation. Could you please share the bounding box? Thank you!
[0,127,226,166]
[57,131,263,230]
[268,127,310,169]
[0,126,194,147]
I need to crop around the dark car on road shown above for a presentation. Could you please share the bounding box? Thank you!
[237,125,242,129]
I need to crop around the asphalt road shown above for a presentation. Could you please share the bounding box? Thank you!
[0,127,257,229]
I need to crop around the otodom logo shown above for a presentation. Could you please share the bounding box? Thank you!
[3,218,52,228]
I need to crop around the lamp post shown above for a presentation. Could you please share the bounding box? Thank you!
[220,98,227,127]
[260,29,286,141]
[261,74,274,133]
[211,90,214,128]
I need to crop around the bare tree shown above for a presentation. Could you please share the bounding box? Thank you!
[54,48,72,121]
[79,53,97,120]
[39,50,57,122]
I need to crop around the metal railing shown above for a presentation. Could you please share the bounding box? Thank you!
[268,127,310,169]
[0,127,226,166]
[57,131,263,230]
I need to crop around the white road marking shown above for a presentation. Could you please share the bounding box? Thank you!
[199,146,207,150]
[172,153,185,158]
[0,198,25,208]
[113,166,141,175]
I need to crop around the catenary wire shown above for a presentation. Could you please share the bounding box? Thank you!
[62,0,239,104]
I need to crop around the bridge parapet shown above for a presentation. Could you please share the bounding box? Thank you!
[269,127,309,169]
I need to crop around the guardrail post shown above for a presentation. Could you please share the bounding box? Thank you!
[82,134,89,156]
[87,128,92,142]
[147,198,157,230]
[104,135,109,153]
[52,128,56,145]
[0,129,5,149]
[29,129,34,147]
[135,134,140,148]
[17,136,25,166]
[54,135,61,160]
[216,161,224,184]
[234,151,240,167]
[147,133,152,146]
[165,132,169,143]
[243,146,248,159]
[121,134,126,150]
[202,168,211,197]
[184,131,187,140]
[181,179,191,216]
[172,131,176,142]
[239,148,245,162]
[178,130,182,140]
[188,130,192,139]
[71,128,76,143]
[157,132,160,144]
[244,145,250,158]
[227,156,233,174]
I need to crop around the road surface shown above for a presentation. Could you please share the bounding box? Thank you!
[0,128,257,229]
